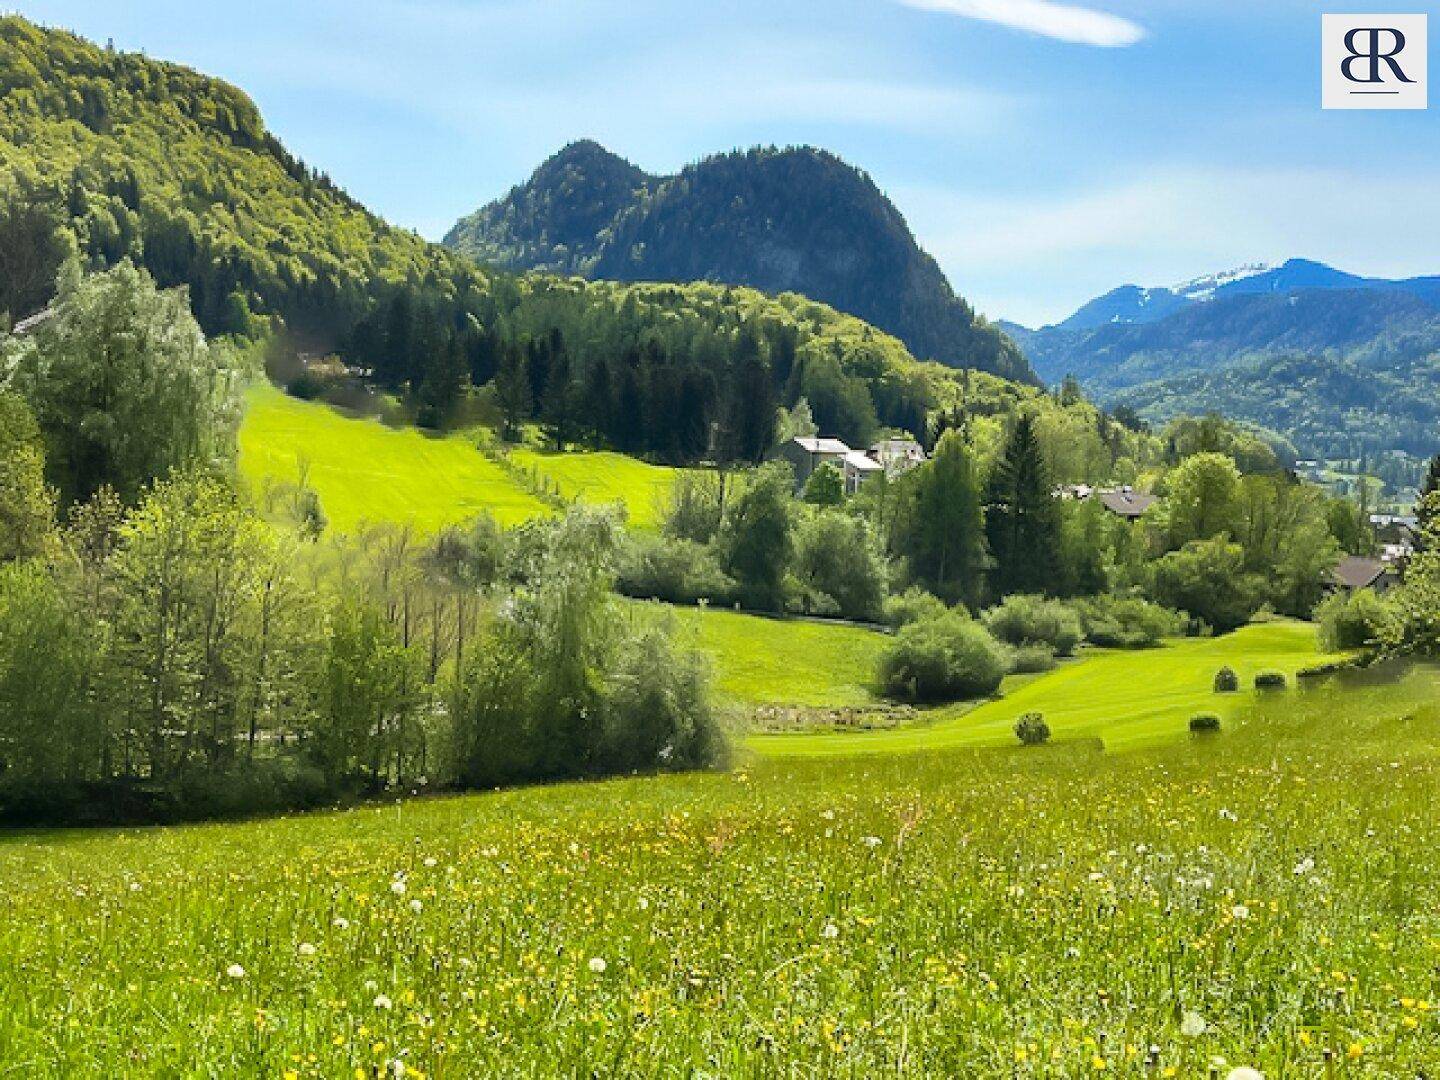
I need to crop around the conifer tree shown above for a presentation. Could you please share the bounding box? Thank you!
[986,413,1061,597]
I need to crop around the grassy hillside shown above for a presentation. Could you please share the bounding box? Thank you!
[239,382,549,532]
[510,447,682,531]
[754,621,1341,755]
[667,606,889,707]
[3,666,1438,1074]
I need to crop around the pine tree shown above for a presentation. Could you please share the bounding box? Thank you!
[986,413,1061,598]
[494,346,532,441]
[541,348,576,450]
[903,430,987,607]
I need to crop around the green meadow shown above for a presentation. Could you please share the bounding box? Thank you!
[239,383,550,533]
[510,447,683,530]
[755,619,1344,755]
[3,666,1438,1076]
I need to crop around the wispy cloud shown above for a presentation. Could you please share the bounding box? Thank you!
[896,0,1145,47]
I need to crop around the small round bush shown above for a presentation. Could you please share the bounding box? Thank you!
[882,587,948,628]
[1014,713,1051,746]
[878,613,1008,703]
[1189,712,1221,734]
[1213,666,1239,693]
[1007,643,1057,675]
[1254,670,1287,691]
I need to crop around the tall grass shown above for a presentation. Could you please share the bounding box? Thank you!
[2,668,1438,1074]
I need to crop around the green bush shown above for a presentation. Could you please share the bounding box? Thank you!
[878,612,1008,704]
[1213,666,1239,693]
[1314,588,1395,652]
[983,595,1083,656]
[1189,712,1221,734]
[1007,643,1057,674]
[793,510,887,621]
[1254,670,1288,691]
[882,587,948,628]
[1014,713,1051,746]
[617,534,734,606]
[1074,594,1185,649]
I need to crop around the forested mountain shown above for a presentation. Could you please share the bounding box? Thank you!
[1005,259,1440,459]
[444,143,1033,383]
[0,16,1027,464]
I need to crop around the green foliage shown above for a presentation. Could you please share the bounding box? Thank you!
[891,431,986,607]
[878,612,1007,703]
[663,470,725,544]
[0,191,73,325]
[1159,451,1241,548]
[716,463,795,611]
[802,461,845,507]
[986,414,1061,596]
[882,586,948,628]
[1254,670,1288,691]
[983,594,1083,657]
[451,507,726,787]
[7,261,243,504]
[446,142,1034,382]
[1189,712,1221,733]
[1072,594,1183,649]
[1315,588,1395,653]
[1013,712,1051,746]
[1214,666,1240,693]
[793,511,886,622]
[0,390,55,559]
[1150,537,1265,634]
[617,533,734,606]
[1007,644,1058,674]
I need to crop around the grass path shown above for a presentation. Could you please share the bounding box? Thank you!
[239,383,551,533]
[752,620,1342,756]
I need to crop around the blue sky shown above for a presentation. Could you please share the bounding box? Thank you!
[15,0,1440,325]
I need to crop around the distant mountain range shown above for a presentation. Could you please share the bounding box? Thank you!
[444,141,1034,383]
[999,259,1440,458]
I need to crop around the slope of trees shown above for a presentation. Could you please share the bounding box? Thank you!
[445,142,1033,382]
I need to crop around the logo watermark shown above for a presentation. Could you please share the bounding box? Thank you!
[1323,14,1427,109]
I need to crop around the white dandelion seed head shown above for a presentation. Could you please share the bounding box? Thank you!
[1225,1069,1264,1080]
[821,922,840,939]
[373,993,393,1010]
[225,964,246,980]
[1181,1010,1207,1037]
[297,942,317,957]
[863,836,882,848]
[423,857,438,868]
[409,899,423,914]
[332,917,350,930]
[390,880,407,896]
[1232,904,1250,920]
[588,957,607,973]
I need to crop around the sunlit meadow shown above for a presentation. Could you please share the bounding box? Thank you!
[2,667,1438,1076]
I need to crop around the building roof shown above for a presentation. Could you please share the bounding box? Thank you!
[1333,555,1390,591]
[843,450,883,472]
[1097,490,1157,518]
[793,436,851,456]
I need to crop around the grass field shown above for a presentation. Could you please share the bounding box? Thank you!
[4,665,1439,1075]
[239,383,551,533]
[755,620,1343,756]
[510,447,683,530]
[667,605,889,707]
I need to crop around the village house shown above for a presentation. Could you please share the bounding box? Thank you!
[776,436,851,486]
[775,435,907,495]
[841,449,884,494]
[1331,555,1399,596]
[869,437,928,478]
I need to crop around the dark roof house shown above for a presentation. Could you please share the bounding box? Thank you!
[1332,555,1398,594]
[1097,489,1157,519]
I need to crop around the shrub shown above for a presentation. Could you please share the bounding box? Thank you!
[793,511,887,621]
[878,612,1008,704]
[983,595,1083,656]
[1254,670,1288,691]
[1149,538,1265,634]
[1014,713,1051,746]
[1314,588,1396,653]
[882,587,948,628]
[1213,666,1239,693]
[1189,712,1221,734]
[617,534,734,606]
[1007,643,1057,674]
[1074,594,1185,649]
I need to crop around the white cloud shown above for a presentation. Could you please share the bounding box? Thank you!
[896,0,1145,46]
